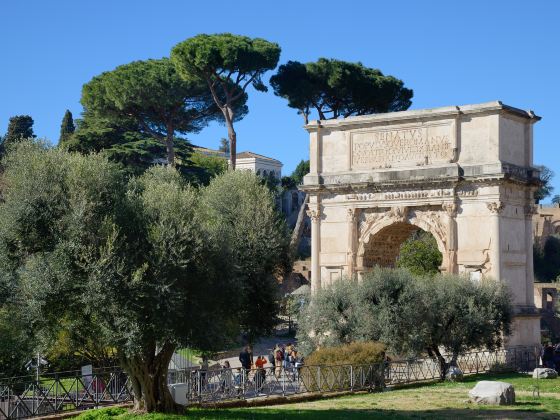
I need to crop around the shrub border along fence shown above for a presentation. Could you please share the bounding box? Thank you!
[0,346,539,419]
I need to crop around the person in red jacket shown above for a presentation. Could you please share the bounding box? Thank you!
[255,356,267,391]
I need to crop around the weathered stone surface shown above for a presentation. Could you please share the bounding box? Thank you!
[301,101,542,348]
[445,366,463,381]
[468,381,515,405]
[532,368,558,379]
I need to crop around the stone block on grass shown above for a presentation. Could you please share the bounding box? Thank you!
[468,381,515,405]
[445,366,463,381]
[532,368,558,379]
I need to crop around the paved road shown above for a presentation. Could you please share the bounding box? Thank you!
[218,336,299,369]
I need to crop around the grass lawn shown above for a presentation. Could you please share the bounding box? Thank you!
[74,372,560,419]
[38,376,84,396]
[176,348,201,365]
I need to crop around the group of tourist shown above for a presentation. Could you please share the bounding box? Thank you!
[271,342,303,378]
[230,343,303,388]
[237,343,303,375]
[541,342,560,371]
[195,343,304,396]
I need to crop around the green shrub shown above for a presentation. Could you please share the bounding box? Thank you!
[300,342,385,392]
[306,341,386,366]
[397,230,442,276]
[74,406,127,419]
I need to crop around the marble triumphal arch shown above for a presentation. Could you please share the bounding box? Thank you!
[301,101,541,347]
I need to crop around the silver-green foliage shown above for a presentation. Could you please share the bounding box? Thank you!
[298,267,513,362]
[297,280,361,355]
[0,142,288,411]
[200,170,290,342]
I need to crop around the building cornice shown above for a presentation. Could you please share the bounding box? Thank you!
[304,101,540,132]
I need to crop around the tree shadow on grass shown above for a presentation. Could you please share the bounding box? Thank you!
[185,405,559,420]
[515,401,541,406]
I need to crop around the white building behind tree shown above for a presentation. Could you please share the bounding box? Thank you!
[232,151,283,179]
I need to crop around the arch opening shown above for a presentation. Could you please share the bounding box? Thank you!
[360,222,444,273]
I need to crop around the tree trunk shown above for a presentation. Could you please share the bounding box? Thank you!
[300,109,309,125]
[121,342,180,413]
[430,346,448,380]
[165,128,175,167]
[290,194,309,254]
[450,351,459,368]
[223,106,236,170]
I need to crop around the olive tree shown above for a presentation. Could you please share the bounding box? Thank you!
[200,170,290,343]
[0,143,200,411]
[171,33,281,169]
[0,306,34,378]
[298,268,513,378]
[297,280,361,355]
[0,142,287,412]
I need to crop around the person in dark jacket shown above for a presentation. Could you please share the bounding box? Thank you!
[239,346,252,370]
[553,346,560,372]
[543,343,555,369]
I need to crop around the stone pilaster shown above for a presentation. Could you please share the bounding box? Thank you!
[307,206,321,294]
[487,201,505,281]
[346,207,359,278]
[524,204,538,305]
[443,202,458,274]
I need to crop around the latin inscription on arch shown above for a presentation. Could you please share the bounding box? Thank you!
[351,123,454,169]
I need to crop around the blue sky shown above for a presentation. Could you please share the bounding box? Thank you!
[1,1,558,199]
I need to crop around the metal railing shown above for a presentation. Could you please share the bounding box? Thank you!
[0,368,131,419]
[178,363,384,404]
[0,346,539,419]
[385,346,539,385]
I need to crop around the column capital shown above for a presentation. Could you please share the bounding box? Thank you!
[346,207,359,221]
[442,202,458,217]
[486,201,505,214]
[524,204,538,218]
[306,208,321,222]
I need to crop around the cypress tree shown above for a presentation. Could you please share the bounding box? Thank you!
[3,115,35,147]
[59,110,75,145]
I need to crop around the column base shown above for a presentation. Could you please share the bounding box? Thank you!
[505,308,541,349]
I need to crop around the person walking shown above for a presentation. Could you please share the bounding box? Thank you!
[255,355,267,391]
[239,346,252,384]
[542,343,555,369]
[553,345,560,372]
[200,355,209,388]
[274,345,284,378]
[247,346,254,369]
[239,347,252,370]
[220,360,232,393]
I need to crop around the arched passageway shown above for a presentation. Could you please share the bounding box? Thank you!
[359,222,443,271]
